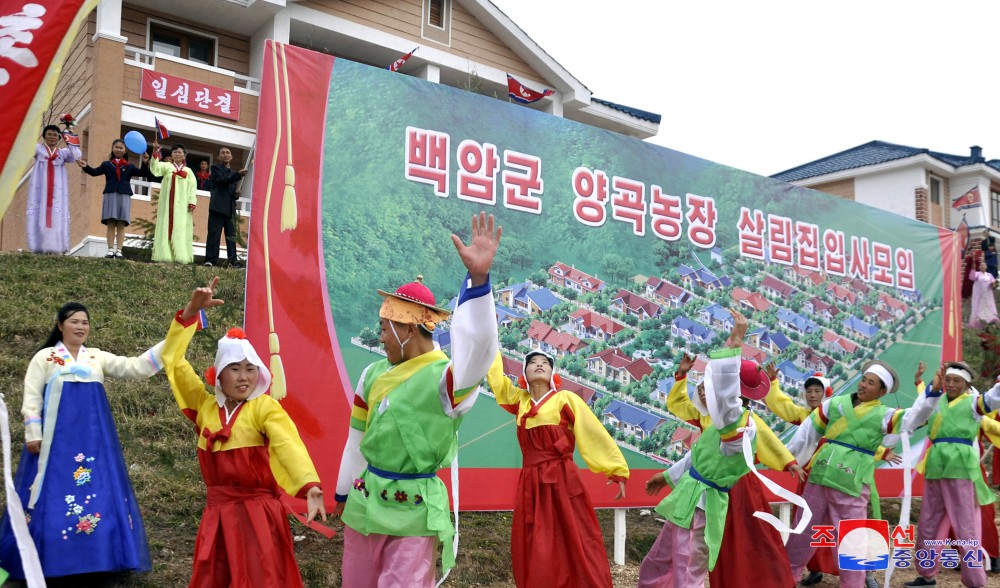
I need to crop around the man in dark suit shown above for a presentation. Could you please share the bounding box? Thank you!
[204,146,246,267]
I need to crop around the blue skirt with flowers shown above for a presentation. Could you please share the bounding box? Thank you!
[0,381,151,579]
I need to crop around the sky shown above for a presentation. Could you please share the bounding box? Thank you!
[490,0,1000,177]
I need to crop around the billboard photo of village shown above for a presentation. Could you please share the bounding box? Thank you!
[353,250,931,467]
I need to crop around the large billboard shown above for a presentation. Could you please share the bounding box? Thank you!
[246,42,960,509]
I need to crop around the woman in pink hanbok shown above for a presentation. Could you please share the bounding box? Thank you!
[26,125,81,253]
[968,261,998,329]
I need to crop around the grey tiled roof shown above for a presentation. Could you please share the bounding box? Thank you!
[591,97,662,124]
[772,140,1000,182]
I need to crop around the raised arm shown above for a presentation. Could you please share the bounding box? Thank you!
[703,308,748,431]
[444,212,501,396]
[163,277,225,418]
[886,365,944,434]
[666,354,702,422]
[485,352,523,414]
[762,366,810,425]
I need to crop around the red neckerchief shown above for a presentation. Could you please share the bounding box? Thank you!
[167,163,188,236]
[44,146,58,228]
[110,157,128,181]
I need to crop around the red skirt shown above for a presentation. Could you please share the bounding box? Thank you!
[512,425,613,588]
[709,474,795,586]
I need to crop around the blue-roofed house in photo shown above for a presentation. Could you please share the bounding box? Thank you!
[776,307,818,335]
[843,314,879,340]
[776,360,808,389]
[671,316,716,345]
[601,399,667,441]
[760,330,793,354]
[653,377,696,404]
[698,303,734,330]
[497,282,561,315]
[495,303,526,326]
[677,264,731,291]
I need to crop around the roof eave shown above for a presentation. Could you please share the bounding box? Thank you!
[785,153,1000,186]
[458,0,590,108]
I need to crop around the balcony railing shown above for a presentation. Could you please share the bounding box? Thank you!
[130,178,252,216]
[124,45,260,93]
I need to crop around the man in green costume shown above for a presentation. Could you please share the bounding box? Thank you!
[905,361,998,588]
[784,360,951,588]
[333,212,500,587]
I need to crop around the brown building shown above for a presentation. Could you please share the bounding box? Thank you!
[2,0,660,257]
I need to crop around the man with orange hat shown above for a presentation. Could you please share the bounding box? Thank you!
[333,212,501,587]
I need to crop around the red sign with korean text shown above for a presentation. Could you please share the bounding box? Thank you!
[140,69,240,121]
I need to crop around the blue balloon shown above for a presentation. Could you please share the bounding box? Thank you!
[123,131,147,155]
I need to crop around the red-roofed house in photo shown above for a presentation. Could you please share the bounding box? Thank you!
[861,304,893,324]
[826,283,857,306]
[761,274,797,299]
[822,330,859,355]
[805,296,840,321]
[548,261,605,294]
[796,346,835,373]
[567,308,628,342]
[610,289,663,320]
[645,276,693,308]
[670,426,702,452]
[848,277,872,296]
[585,347,653,385]
[877,292,909,318]
[526,320,587,358]
[689,357,708,382]
[784,265,825,287]
[731,286,772,313]
[496,353,597,404]
[742,343,768,365]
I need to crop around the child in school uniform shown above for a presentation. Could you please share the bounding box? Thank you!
[78,139,148,258]
[640,310,805,588]
[161,277,325,587]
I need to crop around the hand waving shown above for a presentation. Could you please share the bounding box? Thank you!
[450,212,502,287]
[182,276,224,321]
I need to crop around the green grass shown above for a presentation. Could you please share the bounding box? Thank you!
[0,252,995,587]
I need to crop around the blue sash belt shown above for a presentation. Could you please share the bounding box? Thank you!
[689,466,731,493]
[931,437,973,446]
[367,465,436,480]
[827,438,876,456]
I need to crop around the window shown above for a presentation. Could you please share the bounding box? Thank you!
[929,176,942,205]
[992,188,1000,229]
[429,0,444,27]
[422,0,450,45]
[149,23,216,66]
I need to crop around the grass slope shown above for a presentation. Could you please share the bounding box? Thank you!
[0,253,995,587]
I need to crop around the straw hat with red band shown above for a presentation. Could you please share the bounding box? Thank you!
[377,275,451,332]
[739,359,770,400]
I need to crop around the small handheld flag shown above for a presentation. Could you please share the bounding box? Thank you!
[61,132,80,147]
[154,117,170,140]
[506,74,554,104]
[388,47,419,72]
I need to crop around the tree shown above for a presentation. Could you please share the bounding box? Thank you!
[358,326,380,350]
[601,253,635,286]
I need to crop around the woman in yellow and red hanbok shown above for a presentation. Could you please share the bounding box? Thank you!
[486,349,628,588]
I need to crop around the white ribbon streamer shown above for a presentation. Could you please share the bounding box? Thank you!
[883,429,911,588]
[739,416,813,535]
[1,393,46,587]
[435,454,460,588]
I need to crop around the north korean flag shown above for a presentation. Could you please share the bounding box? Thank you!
[506,74,555,104]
